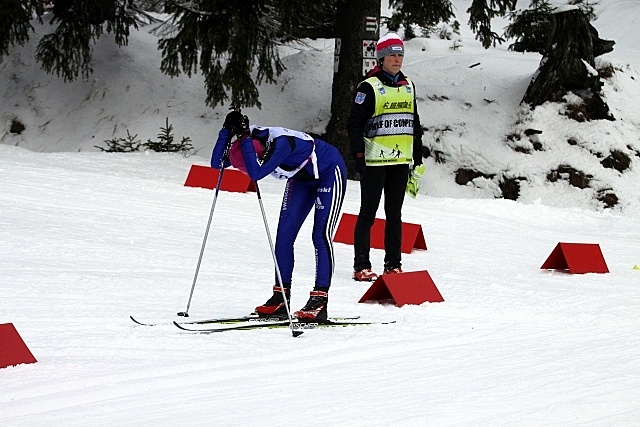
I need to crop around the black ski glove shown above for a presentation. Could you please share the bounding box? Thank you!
[354,153,366,176]
[223,111,249,137]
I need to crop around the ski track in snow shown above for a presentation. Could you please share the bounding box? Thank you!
[1,147,639,426]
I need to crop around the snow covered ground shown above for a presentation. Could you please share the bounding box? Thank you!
[1,1,639,425]
[1,145,639,425]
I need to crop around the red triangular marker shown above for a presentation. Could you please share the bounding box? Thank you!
[401,222,427,253]
[184,165,256,192]
[541,242,609,274]
[334,213,427,253]
[0,323,37,369]
[358,270,444,307]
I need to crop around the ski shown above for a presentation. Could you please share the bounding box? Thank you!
[130,314,361,327]
[172,318,395,333]
[130,315,260,327]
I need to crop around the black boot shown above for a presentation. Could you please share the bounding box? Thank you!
[294,289,328,321]
[254,286,290,319]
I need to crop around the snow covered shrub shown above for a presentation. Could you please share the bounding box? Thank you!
[144,118,195,155]
[98,130,141,152]
[10,118,25,134]
[96,118,195,156]
[499,177,523,200]
[600,149,631,172]
[546,165,592,189]
[455,168,495,186]
[597,190,618,208]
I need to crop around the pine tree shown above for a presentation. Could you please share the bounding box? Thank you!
[466,0,517,48]
[1,0,519,175]
[36,1,140,82]
[133,0,168,13]
[504,0,554,54]
[157,0,286,109]
[0,0,42,60]
[155,0,337,108]
[1,1,153,81]
[2,0,518,107]
[386,0,455,40]
[568,0,600,21]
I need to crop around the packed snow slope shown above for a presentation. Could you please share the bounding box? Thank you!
[1,144,639,425]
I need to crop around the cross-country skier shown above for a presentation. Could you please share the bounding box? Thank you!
[211,111,346,321]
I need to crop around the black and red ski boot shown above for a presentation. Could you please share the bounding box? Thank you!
[294,289,328,321]
[254,286,290,319]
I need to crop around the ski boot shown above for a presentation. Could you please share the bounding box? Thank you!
[254,286,290,319]
[294,289,328,321]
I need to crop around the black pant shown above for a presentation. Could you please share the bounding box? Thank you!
[353,163,409,271]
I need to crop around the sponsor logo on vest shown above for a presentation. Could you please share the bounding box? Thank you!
[315,197,325,210]
[382,101,412,110]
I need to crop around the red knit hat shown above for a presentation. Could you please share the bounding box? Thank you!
[376,33,405,60]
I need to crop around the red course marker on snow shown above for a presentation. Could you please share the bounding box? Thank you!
[358,270,444,307]
[184,164,256,193]
[334,213,427,254]
[540,242,609,274]
[0,323,37,369]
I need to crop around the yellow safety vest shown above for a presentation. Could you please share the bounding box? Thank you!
[362,76,415,165]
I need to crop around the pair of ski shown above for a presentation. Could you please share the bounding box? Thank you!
[130,314,394,333]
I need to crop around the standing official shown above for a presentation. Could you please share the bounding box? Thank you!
[347,33,424,282]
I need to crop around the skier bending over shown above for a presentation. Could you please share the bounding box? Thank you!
[211,111,347,321]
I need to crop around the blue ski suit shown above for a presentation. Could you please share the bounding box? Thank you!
[211,126,346,290]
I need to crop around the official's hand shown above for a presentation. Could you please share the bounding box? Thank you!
[411,163,425,179]
[406,164,425,198]
[354,154,366,176]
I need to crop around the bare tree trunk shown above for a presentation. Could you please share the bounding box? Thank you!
[324,0,380,180]
[521,8,615,121]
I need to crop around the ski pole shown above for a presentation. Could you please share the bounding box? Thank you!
[253,180,303,338]
[177,139,232,317]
